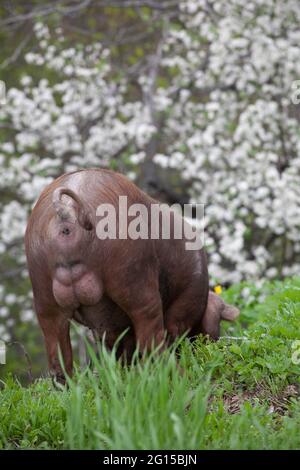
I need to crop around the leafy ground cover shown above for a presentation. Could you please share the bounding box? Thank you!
[0,278,299,449]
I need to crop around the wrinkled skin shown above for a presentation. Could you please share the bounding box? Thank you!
[25,168,238,384]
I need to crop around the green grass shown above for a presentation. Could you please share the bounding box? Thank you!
[0,277,300,449]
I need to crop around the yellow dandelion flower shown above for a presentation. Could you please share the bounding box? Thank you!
[214,285,222,295]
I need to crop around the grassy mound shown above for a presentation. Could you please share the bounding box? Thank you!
[1,278,300,449]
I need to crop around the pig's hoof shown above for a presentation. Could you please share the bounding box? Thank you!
[50,371,67,389]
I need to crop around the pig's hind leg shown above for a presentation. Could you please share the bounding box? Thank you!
[36,302,73,385]
[107,263,166,354]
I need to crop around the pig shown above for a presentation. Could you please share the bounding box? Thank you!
[25,168,238,384]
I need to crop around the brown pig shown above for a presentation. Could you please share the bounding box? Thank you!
[24,168,236,384]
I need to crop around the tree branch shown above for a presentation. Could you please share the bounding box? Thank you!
[0,32,32,70]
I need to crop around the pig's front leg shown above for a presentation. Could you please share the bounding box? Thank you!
[36,304,73,385]
[165,283,208,342]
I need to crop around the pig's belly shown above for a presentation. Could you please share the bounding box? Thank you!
[52,263,102,309]
[75,297,131,332]
[74,297,133,349]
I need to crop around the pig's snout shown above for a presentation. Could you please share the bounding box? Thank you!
[52,261,103,309]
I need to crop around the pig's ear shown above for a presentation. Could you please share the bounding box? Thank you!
[221,304,240,321]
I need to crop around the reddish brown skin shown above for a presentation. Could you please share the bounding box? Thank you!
[84,291,239,362]
[25,168,211,384]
